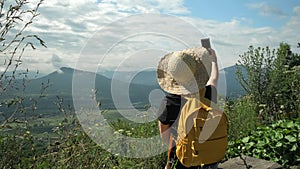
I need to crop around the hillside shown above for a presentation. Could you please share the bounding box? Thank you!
[220,65,246,97]
[1,65,245,117]
[0,67,159,117]
[98,65,245,97]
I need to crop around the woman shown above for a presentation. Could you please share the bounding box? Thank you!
[157,47,219,169]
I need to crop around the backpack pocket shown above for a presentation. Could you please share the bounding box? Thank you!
[191,135,228,164]
[194,114,228,142]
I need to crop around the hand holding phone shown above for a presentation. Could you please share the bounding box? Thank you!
[201,38,211,49]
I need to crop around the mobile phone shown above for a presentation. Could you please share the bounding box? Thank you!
[201,38,211,48]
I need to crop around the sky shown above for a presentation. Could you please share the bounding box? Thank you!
[3,0,300,74]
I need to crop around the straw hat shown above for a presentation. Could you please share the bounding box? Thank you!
[157,47,212,95]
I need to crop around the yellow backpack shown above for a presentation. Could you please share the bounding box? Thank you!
[176,94,229,167]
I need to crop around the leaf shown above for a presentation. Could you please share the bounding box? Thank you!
[248,142,255,148]
[242,136,250,143]
[257,140,265,147]
[275,142,282,147]
[286,121,294,128]
[290,144,297,151]
[275,132,283,139]
[285,135,297,142]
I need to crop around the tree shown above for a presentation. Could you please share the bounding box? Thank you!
[236,46,275,106]
[236,43,300,122]
[269,43,300,119]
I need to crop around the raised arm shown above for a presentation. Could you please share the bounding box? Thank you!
[206,48,219,88]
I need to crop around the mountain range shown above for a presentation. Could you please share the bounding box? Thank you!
[1,66,245,116]
[98,65,246,97]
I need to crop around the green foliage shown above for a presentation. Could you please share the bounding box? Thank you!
[229,42,300,168]
[268,43,300,120]
[0,0,47,133]
[0,114,166,168]
[0,130,48,168]
[225,96,258,141]
[1,91,299,168]
[236,46,275,104]
[227,118,300,167]
[236,43,300,122]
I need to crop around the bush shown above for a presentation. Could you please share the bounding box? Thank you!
[236,44,300,122]
[225,95,258,141]
[227,117,300,167]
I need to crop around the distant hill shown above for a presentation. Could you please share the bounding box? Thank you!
[98,65,246,97]
[0,69,47,82]
[1,65,245,117]
[98,70,159,86]
[1,67,159,117]
[220,65,246,98]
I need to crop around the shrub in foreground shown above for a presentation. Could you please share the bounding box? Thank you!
[227,117,300,167]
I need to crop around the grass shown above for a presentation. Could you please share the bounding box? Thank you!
[0,108,168,168]
[1,98,298,168]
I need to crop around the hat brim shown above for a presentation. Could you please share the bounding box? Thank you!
[157,47,212,95]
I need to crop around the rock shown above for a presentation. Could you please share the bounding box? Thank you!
[218,156,282,169]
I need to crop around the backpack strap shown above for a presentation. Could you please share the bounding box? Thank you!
[183,96,214,116]
[182,87,216,113]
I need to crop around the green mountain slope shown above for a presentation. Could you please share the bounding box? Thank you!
[1,65,245,118]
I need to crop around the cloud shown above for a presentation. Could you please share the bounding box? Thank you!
[99,0,189,14]
[75,13,207,72]
[12,1,300,74]
[51,54,64,69]
[280,6,300,50]
[284,6,300,28]
[18,0,191,73]
[247,2,286,18]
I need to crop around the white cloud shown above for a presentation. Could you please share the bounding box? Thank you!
[283,6,300,32]
[280,6,300,51]
[185,12,300,68]
[100,0,189,14]
[10,1,300,74]
[51,54,63,69]
[247,2,286,18]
